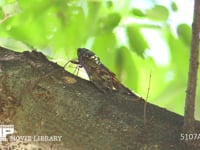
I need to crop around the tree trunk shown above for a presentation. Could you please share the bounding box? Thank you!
[0,47,199,149]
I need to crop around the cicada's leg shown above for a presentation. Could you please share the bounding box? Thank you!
[74,64,83,75]
[64,59,79,69]
[64,59,83,76]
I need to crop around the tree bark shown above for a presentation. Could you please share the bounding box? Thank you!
[0,47,200,149]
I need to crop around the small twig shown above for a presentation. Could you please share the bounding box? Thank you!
[184,0,200,132]
[144,70,152,125]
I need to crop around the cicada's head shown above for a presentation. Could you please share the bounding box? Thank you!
[77,48,101,66]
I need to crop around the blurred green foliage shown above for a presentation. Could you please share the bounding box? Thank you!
[0,0,199,120]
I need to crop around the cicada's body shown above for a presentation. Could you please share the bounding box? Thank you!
[66,48,138,97]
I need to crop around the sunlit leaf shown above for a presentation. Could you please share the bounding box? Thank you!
[98,12,121,32]
[146,5,169,21]
[88,1,101,17]
[171,1,178,12]
[115,46,139,90]
[86,1,101,36]
[105,1,113,8]
[6,0,17,3]
[131,8,145,17]
[92,32,117,69]
[126,25,149,57]
[177,23,192,46]
[168,32,189,76]
[0,8,3,19]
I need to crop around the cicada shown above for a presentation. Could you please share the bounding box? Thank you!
[65,48,138,97]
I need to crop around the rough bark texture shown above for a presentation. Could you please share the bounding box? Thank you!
[0,47,200,149]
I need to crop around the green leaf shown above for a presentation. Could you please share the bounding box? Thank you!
[6,0,17,3]
[115,46,139,90]
[131,8,145,17]
[88,1,101,19]
[92,32,117,55]
[126,25,149,57]
[171,1,178,12]
[177,23,192,46]
[92,32,117,69]
[146,5,169,21]
[0,8,3,19]
[105,1,113,8]
[167,32,189,75]
[98,12,121,32]
[87,1,101,35]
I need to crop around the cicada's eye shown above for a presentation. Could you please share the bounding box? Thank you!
[90,55,101,65]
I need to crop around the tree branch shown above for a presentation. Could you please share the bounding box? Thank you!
[0,47,200,149]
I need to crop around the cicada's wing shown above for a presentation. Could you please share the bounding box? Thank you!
[76,48,138,97]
